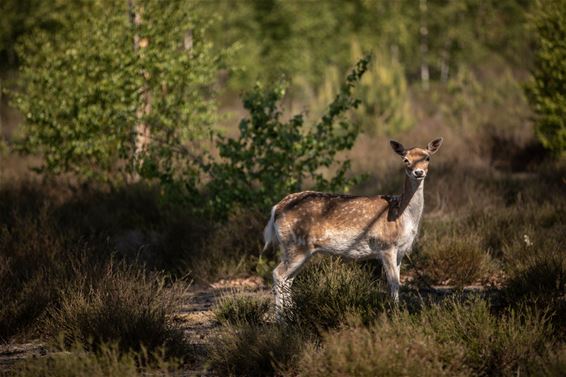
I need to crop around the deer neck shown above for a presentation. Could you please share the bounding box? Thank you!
[398,175,424,223]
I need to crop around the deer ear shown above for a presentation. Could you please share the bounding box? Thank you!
[390,140,406,156]
[427,137,443,154]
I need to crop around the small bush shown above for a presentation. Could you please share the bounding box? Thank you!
[421,298,552,376]
[207,324,309,377]
[502,233,566,330]
[0,200,77,340]
[296,315,470,377]
[416,229,497,286]
[44,263,189,358]
[534,345,566,377]
[290,258,387,330]
[296,298,554,377]
[214,293,271,326]
[8,343,179,377]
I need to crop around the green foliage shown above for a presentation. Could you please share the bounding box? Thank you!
[300,43,412,136]
[200,0,531,90]
[352,42,413,135]
[527,0,566,155]
[13,0,220,181]
[0,0,88,69]
[205,56,370,215]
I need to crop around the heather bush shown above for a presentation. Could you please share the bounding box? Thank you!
[214,293,271,326]
[289,258,388,331]
[44,263,188,358]
[7,343,179,377]
[207,323,309,377]
[296,298,554,377]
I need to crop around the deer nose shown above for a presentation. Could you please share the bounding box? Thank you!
[414,169,425,178]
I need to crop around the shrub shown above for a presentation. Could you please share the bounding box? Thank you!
[289,258,387,331]
[302,41,413,136]
[416,225,497,286]
[207,324,309,377]
[534,345,566,377]
[421,298,552,376]
[501,225,566,329]
[205,55,371,215]
[296,298,554,377]
[8,343,179,377]
[44,263,189,358]
[526,0,566,156]
[296,314,470,377]
[0,198,76,341]
[214,293,271,326]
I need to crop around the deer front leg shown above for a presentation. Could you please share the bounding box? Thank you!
[382,248,400,303]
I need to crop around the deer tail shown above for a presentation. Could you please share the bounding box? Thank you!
[263,206,278,252]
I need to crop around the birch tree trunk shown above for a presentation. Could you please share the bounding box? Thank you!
[419,0,430,90]
[128,0,151,181]
[440,46,450,82]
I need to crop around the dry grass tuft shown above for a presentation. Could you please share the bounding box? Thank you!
[214,293,271,326]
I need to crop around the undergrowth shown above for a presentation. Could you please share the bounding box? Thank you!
[5,343,180,377]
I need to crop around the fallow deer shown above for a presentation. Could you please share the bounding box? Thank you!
[263,138,443,318]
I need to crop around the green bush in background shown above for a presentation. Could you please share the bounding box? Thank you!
[527,0,566,156]
[205,56,371,215]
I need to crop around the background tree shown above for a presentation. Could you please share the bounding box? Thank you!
[13,0,221,182]
[526,0,566,155]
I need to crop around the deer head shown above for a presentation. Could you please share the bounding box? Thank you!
[390,138,443,181]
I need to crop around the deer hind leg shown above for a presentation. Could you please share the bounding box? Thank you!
[382,248,401,303]
[273,246,311,321]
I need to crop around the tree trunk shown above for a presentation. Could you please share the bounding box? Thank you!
[128,0,151,182]
[440,47,450,82]
[419,0,429,90]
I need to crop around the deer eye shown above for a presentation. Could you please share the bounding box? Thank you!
[403,158,410,164]
[425,156,430,161]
